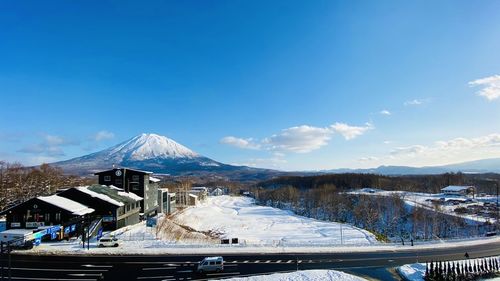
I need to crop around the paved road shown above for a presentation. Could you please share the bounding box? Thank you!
[0,240,499,281]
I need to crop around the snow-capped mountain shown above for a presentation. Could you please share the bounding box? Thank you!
[106,133,198,161]
[51,133,272,178]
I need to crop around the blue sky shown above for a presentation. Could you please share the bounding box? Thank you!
[1,1,500,171]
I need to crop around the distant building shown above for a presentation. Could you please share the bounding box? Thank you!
[441,185,475,197]
[190,186,208,201]
[95,168,159,217]
[157,188,176,215]
[58,185,142,230]
[210,187,224,196]
[188,194,198,206]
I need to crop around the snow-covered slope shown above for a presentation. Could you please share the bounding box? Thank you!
[50,133,275,179]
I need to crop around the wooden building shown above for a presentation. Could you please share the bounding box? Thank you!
[95,168,159,217]
[0,195,94,236]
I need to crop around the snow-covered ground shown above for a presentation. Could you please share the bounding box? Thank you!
[397,256,500,281]
[172,196,378,246]
[24,195,500,255]
[351,188,498,223]
[221,270,367,281]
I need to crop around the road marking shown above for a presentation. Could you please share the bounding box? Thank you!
[143,267,176,270]
[337,259,343,262]
[388,259,394,262]
[308,260,313,263]
[298,260,303,263]
[243,260,249,263]
[265,260,271,263]
[276,260,282,263]
[254,260,260,263]
[67,273,103,277]
[137,275,174,280]
[161,279,175,281]
[164,264,179,267]
[207,272,241,276]
[286,260,293,263]
[177,270,193,273]
[232,260,238,263]
[10,267,107,272]
[10,277,95,281]
[81,264,113,268]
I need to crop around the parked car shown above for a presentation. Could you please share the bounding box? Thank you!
[98,237,119,247]
[197,256,224,273]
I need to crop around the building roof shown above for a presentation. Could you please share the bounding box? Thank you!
[442,185,475,192]
[37,195,94,216]
[94,167,153,175]
[188,194,198,198]
[87,185,143,203]
[149,176,161,183]
[74,186,124,207]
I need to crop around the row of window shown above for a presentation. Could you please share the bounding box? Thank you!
[103,175,141,182]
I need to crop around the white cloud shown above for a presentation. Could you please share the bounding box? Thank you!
[380,110,391,116]
[94,130,115,141]
[263,125,332,153]
[390,145,427,157]
[18,134,79,157]
[330,122,374,140]
[404,99,424,106]
[220,136,261,150]
[358,156,379,162]
[385,133,500,166]
[469,75,500,101]
[222,122,373,154]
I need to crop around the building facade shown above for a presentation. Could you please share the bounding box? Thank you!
[95,168,158,217]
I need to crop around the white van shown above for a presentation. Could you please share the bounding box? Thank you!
[97,237,119,247]
[197,256,224,273]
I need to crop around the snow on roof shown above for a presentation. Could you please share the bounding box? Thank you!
[149,177,161,183]
[188,194,198,198]
[1,229,34,235]
[117,191,143,202]
[108,185,125,191]
[442,185,474,192]
[38,195,94,216]
[191,186,207,191]
[75,186,124,207]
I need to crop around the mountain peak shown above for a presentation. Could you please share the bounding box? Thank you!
[108,133,198,160]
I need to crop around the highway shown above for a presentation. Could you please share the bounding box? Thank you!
[0,239,499,281]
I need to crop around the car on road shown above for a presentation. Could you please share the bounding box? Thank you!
[98,237,119,247]
[197,256,224,273]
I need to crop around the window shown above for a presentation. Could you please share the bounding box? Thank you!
[132,175,139,182]
[104,176,111,182]
[55,212,61,222]
[45,213,50,221]
[115,178,122,185]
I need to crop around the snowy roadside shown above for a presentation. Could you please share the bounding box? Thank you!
[397,256,500,281]
[19,195,500,255]
[218,270,367,281]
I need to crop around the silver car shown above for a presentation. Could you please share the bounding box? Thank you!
[197,256,224,273]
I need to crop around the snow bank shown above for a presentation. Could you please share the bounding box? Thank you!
[220,270,367,281]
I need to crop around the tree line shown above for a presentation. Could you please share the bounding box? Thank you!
[0,161,93,211]
[252,184,490,241]
[259,173,500,194]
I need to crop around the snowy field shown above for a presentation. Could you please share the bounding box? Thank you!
[222,270,367,281]
[351,188,498,223]
[173,195,378,246]
[397,256,500,281]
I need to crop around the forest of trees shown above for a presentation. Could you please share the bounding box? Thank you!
[259,172,500,194]
[253,184,492,241]
[0,161,93,211]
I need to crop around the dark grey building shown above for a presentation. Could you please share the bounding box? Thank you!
[95,168,158,217]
